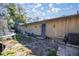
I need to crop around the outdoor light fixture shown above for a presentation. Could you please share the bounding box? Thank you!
[53,24,55,28]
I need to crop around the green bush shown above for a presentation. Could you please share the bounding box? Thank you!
[12,34,22,41]
[27,37,32,41]
[1,50,16,56]
[16,34,21,41]
[47,49,57,56]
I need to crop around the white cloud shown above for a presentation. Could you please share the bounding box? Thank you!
[27,4,61,20]
[41,7,44,10]
[51,8,61,13]
[69,5,73,8]
[32,8,36,12]
[26,9,30,12]
[46,7,61,14]
[32,3,42,12]
[42,12,45,16]
[49,4,53,7]
[48,4,61,13]
[55,3,61,5]
[31,9,46,20]
[34,3,42,8]
[47,10,51,13]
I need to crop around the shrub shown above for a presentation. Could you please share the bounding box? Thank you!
[47,49,57,56]
[1,49,16,56]
[12,34,22,41]
[27,37,32,41]
[16,34,21,41]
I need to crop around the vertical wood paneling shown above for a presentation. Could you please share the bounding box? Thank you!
[22,15,79,39]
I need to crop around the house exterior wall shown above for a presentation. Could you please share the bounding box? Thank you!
[26,23,41,35]
[46,16,79,38]
[45,18,67,38]
[22,15,79,38]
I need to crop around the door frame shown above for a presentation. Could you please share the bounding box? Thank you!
[41,23,46,37]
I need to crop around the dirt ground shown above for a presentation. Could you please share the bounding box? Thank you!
[1,39,32,56]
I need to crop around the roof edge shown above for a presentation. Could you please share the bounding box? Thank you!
[25,14,79,25]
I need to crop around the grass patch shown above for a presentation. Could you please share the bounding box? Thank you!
[47,49,57,56]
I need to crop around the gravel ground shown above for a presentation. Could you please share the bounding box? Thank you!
[17,35,58,56]
[0,34,59,56]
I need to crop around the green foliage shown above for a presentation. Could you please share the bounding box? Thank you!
[27,36,32,42]
[15,14,25,23]
[15,34,22,41]
[0,3,26,23]
[1,50,16,56]
[6,3,16,24]
[6,3,26,23]
[12,34,22,41]
[47,49,57,56]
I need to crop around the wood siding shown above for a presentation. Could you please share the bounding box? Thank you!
[22,15,79,38]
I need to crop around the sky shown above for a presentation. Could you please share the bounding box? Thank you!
[22,3,79,22]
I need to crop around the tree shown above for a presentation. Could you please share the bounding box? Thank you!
[0,3,26,23]
[0,3,26,33]
[15,4,26,23]
[5,3,26,33]
[6,3,26,23]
